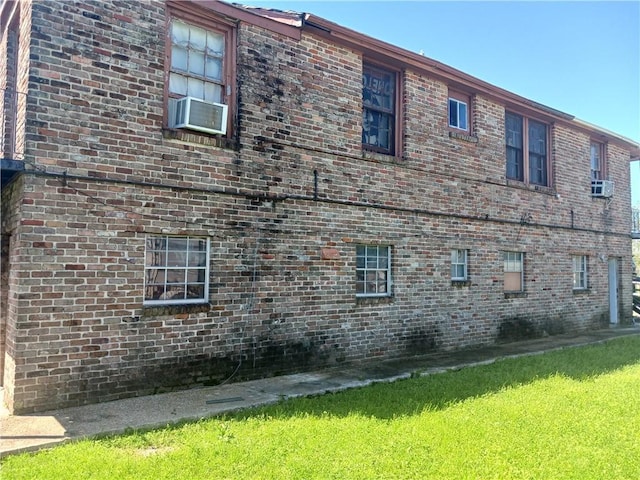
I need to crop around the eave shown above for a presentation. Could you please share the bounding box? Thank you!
[173,0,302,40]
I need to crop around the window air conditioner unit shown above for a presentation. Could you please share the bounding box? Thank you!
[591,179,614,198]
[168,97,228,135]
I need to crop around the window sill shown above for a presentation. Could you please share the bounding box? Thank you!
[451,280,471,287]
[448,130,478,143]
[356,295,394,305]
[142,302,211,317]
[572,288,591,295]
[361,148,401,163]
[505,179,556,196]
[162,128,237,150]
[504,291,527,298]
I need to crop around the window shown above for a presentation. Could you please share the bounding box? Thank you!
[2,16,19,158]
[451,249,468,281]
[169,20,225,104]
[362,63,396,155]
[356,245,391,297]
[448,93,469,132]
[144,236,210,305]
[166,6,236,136]
[505,112,549,186]
[590,142,605,181]
[503,251,523,292]
[573,255,587,290]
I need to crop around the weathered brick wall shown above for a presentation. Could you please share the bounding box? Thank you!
[1,0,634,413]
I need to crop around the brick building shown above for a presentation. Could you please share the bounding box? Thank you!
[1,0,639,414]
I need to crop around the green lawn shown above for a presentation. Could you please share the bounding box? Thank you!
[3,336,640,479]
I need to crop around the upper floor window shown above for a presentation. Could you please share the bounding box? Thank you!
[356,245,392,297]
[505,112,549,187]
[2,16,19,158]
[590,141,605,181]
[448,93,469,132]
[166,8,236,137]
[362,63,396,155]
[169,20,225,104]
[144,236,210,305]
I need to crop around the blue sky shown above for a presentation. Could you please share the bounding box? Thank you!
[249,1,640,206]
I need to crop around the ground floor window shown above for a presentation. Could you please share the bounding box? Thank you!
[356,245,391,297]
[451,249,468,281]
[573,255,588,290]
[504,251,523,292]
[144,235,210,305]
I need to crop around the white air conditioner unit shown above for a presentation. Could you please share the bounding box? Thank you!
[591,179,614,198]
[168,97,228,135]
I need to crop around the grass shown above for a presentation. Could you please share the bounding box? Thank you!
[3,336,640,479]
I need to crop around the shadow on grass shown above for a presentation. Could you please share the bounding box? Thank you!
[228,336,640,420]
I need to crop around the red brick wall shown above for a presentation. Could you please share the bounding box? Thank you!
[1,0,634,413]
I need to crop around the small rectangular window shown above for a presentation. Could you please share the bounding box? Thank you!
[590,142,604,181]
[356,245,391,297]
[573,255,587,290]
[504,251,523,292]
[448,96,468,131]
[362,63,396,155]
[451,249,468,281]
[144,235,210,305]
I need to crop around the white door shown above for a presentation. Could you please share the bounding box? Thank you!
[608,258,619,325]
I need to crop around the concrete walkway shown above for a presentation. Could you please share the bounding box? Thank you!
[2,326,639,458]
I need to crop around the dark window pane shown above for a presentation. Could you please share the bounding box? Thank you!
[505,113,523,148]
[146,236,166,251]
[449,99,458,126]
[145,269,166,285]
[506,147,523,180]
[186,284,205,299]
[146,251,166,267]
[529,153,547,185]
[188,251,207,267]
[167,237,188,251]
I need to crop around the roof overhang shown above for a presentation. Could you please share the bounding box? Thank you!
[171,0,302,39]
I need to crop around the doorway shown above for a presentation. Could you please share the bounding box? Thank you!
[608,258,620,325]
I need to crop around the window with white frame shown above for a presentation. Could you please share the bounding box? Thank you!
[573,255,587,290]
[144,236,210,305]
[503,251,523,292]
[451,249,468,281]
[448,94,469,132]
[356,245,391,297]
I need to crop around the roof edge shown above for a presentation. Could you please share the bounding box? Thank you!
[301,13,639,154]
[177,0,302,40]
